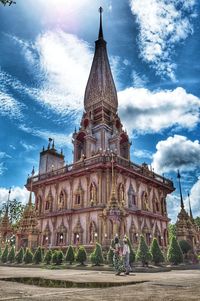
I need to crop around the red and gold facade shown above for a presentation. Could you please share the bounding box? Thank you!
[22,9,174,250]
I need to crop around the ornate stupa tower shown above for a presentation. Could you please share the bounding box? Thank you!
[73,7,130,163]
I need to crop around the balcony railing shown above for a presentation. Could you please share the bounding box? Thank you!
[27,153,174,189]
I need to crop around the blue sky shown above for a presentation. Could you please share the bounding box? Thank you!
[0,0,200,222]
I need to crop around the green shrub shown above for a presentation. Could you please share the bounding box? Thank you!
[0,246,2,259]
[76,246,87,265]
[8,245,15,263]
[107,239,115,265]
[167,236,183,265]
[44,249,52,265]
[1,244,9,263]
[57,250,64,265]
[51,250,63,265]
[33,246,43,264]
[15,247,24,264]
[24,248,33,264]
[90,243,104,266]
[52,251,58,265]
[65,245,75,264]
[136,235,152,266]
[179,240,192,255]
[126,237,135,264]
[150,238,164,265]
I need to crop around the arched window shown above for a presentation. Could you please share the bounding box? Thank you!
[128,184,136,208]
[45,189,53,211]
[118,183,125,205]
[89,221,97,244]
[76,132,86,161]
[142,191,149,211]
[45,200,50,210]
[58,191,65,210]
[90,183,97,206]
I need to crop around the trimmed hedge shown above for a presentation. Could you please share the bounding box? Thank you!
[65,245,75,265]
[90,243,104,266]
[1,244,9,263]
[136,235,152,266]
[33,246,43,264]
[8,245,15,263]
[76,246,87,265]
[150,238,164,265]
[44,249,52,265]
[15,247,24,264]
[24,248,33,264]
[167,236,183,265]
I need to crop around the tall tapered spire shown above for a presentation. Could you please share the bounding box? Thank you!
[98,7,103,39]
[84,7,118,117]
[177,170,184,209]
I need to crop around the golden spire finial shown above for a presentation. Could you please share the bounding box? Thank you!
[98,7,103,39]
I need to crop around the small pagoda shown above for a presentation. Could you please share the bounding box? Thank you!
[0,189,13,246]
[176,171,197,248]
[16,173,39,250]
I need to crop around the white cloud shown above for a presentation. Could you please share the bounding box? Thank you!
[0,162,7,176]
[30,30,92,115]
[190,178,200,217]
[0,90,23,120]
[0,186,30,206]
[118,87,200,134]
[167,193,181,223]
[20,141,36,152]
[19,124,72,149]
[0,152,11,159]
[133,149,152,160]
[129,0,197,80]
[152,135,200,173]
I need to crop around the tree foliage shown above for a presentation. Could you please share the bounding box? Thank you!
[194,217,200,228]
[136,235,152,266]
[126,237,135,264]
[90,242,104,266]
[179,240,192,255]
[76,246,87,265]
[0,0,16,6]
[44,249,52,265]
[8,245,15,263]
[168,224,176,240]
[107,239,115,265]
[167,236,183,265]
[0,199,25,225]
[150,238,164,265]
[52,250,63,265]
[65,245,75,264]
[33,246,43,264]
[24,248,33,264]
[1,244,9,263]
[15,247,24,264]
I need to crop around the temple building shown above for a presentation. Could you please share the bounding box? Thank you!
[18,8,175,250]
[175,171,200,251]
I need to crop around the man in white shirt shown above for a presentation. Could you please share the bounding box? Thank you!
[122,237,131,275]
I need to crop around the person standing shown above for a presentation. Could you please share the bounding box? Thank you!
[122,237,131,275]
[111,236,124,275]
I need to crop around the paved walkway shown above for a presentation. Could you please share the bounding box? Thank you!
[0,267,199,300]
